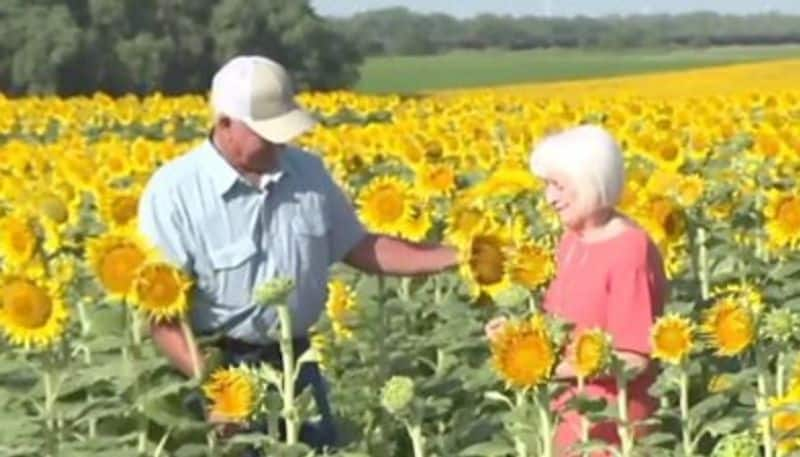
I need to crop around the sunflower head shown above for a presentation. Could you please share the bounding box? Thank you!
[760,308,800,344]
[96,185,141,230]
[356,176,413,235]
[0,213,40,268]
[507,241,555,290]
[86,231,150,301]
[0,272,68,349]
[459,228,513,300]
[573,328,613,380]
[764,189,800,251]
[202,366,258,423]
[253,277,295,308]
[490,314,557,389]
[770,386,800,456]
[651,314,694,365]
[325,279,357,340]
[701,298,755,357]
[381,376,415,416]
[712,282,765,315]
[130,261,192,322]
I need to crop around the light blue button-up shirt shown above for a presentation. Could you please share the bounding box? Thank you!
[138,139,366,344]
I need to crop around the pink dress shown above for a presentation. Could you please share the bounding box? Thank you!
[543,226,667,457]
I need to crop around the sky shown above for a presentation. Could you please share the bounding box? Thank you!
[312,0,800,18]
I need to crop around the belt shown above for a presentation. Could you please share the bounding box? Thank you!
[217,336,311,360]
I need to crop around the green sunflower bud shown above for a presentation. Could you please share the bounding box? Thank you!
[254,277,295,307]
[381,376,415,415]
[710,431,759,457]
[760,307,800,344]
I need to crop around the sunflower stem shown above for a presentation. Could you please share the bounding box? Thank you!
[679,369,693,457]
[180,318,201,381]
[757,352,774,457]
[404,421,426,457]
[534,387,554,457]
[514,390,529,457]
[615,369,634,457]
[777,351,786,397]
[578,376,589,457]
[276,303,298,445]
[696,226,709,301]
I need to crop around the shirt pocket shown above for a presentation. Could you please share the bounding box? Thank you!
[290,196,331,272]
[207,237,259,308]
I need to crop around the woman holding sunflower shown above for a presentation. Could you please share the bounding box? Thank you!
[486,125,667,456]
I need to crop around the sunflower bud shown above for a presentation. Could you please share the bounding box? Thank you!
[381,376,415,415]
[760,308,800,344]
[254,277,295,307]
[710,431,759,457]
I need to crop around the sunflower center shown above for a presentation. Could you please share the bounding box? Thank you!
[777,197,800,228]
[39,195,69,224]
[716,308,752,352]
[100,245,146,294]
[138,266,180,307]
[470,236,505,285]
[372,187,405,223]
[111,195,139,226]
[2,279,52,328]
[9,224,35,254]
[655,326,687,354]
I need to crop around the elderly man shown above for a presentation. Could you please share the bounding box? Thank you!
[138,55,459,449]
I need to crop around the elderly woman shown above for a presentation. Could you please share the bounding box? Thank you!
[486,125,667,456]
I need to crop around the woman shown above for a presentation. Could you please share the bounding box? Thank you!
[486,125,667,456]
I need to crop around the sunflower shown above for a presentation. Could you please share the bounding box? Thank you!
[400,201,433,242]
[0,212,40,268]
[701,298,755,357]
[95,184,142,230]
[0,272,68,349]
[414,162,456,198]
[460,227,513,299]
[491,315,557,389]
[356,175,413,235]
[202,366,258,423]
[506,241,555,290]
[764,189,800,251]
[770,386,800,456]
[445,202,496,249]
[651,314,694,364]
[86,230,151,301]
[130,262,192,321]
[676,174,706,207]
[26,181,81,254]
[573,328,613,380]
[325,279,357,340]
[712,282,764,315]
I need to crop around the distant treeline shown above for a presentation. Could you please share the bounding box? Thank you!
[331,8,800,56]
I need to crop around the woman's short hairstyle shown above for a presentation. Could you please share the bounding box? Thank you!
[529,124,625,216]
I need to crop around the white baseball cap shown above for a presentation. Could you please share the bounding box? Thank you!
[210,55,317,143]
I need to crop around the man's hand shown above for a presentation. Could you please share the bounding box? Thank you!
[484,316,508,342]
[207,411,247,439]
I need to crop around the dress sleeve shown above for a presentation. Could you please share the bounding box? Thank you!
[604,240,666,355]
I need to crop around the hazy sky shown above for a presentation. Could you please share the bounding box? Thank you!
[312,0,800,18]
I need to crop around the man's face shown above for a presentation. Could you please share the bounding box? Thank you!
[216,117,281,173]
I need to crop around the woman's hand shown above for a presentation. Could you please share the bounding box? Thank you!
[484,316,508,342]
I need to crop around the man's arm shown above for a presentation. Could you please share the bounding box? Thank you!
[344,233,459,276]
[150,319,204,379]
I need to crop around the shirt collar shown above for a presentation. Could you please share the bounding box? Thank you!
[202,135,295,197]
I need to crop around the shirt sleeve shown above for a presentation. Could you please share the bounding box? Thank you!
[604,242,666,355]
[318,165,368,264]
[137,180,194,273]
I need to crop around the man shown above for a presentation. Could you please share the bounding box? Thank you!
[137,55,459,449]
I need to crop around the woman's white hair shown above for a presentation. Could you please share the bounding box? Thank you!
[529,124,625,215]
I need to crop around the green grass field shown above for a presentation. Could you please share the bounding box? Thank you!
[355,44,800,93]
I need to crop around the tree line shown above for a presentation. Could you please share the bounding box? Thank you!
[1,2,798,96]
[332,8,800,56]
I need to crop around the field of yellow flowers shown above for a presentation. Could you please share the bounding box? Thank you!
[0,59,799,456]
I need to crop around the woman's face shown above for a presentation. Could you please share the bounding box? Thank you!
[544,170,585,228]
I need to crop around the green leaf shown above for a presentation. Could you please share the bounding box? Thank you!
[459,440,515,456]
[689,394,728,422]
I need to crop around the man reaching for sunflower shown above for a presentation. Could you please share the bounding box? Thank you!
[138,55,459,450]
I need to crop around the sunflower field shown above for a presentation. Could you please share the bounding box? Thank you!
[1,59,800,457]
